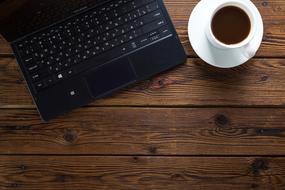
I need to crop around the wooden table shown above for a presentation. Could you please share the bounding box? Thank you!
[1,0,285,189]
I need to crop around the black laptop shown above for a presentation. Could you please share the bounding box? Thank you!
[0,0,186,121]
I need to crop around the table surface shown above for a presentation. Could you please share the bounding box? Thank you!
[1,0,285,189]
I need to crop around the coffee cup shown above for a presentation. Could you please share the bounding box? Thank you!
[205,0,257,60]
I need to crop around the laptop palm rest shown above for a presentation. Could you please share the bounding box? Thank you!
[85,58,136,98]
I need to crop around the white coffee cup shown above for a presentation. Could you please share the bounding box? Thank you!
[205,0,257,60]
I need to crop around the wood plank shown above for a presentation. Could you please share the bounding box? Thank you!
[1,0,285,57]
[2,58,285,107]
[0,156,284,190]
[0,36,11,55]
[1,107,285,155]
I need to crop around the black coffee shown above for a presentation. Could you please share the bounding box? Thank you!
[211,6,251,45]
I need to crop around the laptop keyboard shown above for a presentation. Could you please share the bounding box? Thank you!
[15,0,173,93]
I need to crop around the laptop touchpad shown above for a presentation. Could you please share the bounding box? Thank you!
[84,58,136,98]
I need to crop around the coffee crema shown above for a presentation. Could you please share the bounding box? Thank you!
[211,6,251,45]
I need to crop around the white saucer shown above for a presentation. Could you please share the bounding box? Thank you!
[188,0,264,68]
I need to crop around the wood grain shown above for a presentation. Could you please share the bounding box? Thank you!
[1,107,285,155]
[1,0,285,57]
[0,36,11,55]
[0,156,284,190]
[1,58,285,108]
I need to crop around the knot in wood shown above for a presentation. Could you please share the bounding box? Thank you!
[215,114,229,127]
[251,158,269,175]
[63,130,78,143]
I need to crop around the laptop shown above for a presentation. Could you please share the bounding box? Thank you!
[0,0,186,121]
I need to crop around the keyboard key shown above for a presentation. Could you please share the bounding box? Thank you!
[27,64,40,72]
[56,73,64,80]
[24,57,34,65]
[141,18,166,33]
[45,77,55,86]
[66,69,75,76]
[146,1,159,12]
[159,25,172,36]
[138,36,150,46]
[35,81,45,91]
[31,73,40,82]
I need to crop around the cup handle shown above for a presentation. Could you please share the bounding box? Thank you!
[241,42,257,59]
